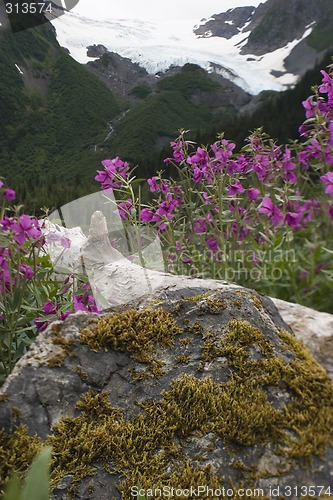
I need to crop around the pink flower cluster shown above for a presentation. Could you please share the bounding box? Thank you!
[34,284,101,332]
[95,157,129,190]
[95,64,333,283]
[0,200,43,293]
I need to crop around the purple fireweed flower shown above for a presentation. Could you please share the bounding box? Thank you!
[299,269,309,280]
[319,70,333,96]
[227,154,251,175]
[43,301,57,315]
[155,201,175,219]
[11,215,42,246]
[193,218,207,234]
[228,180,245,196]
[34,301,58,332]
[253,154,270,181]
[252,253,262,265]
[3,188,15,201]
[314,261,330,274]
[192,167,204,183]
[59,311,72,321]
[170,140,185,163]
[202,192,211,205]
[248,188,260,201]
[20,264,34,280]
[140,208,154,222]
[328,121,333,148]
[115,199,132,220]
[147,196,179,230]
[284,212,302,228]
[211,139,235,168]
[307,138,323,160]
[298,150,310,169]
[206,237,218,253]
[0,216,13,230]
[101,157,129,176]
[96,157,129,190]
[0,181,3,188]
[298,124,309,137]
[282,146,297,183]
[317,98,333,118]
[187,147,209,167]
[320,171,333,196]
[302,96,316,119]
[0,248,11,288]
[161,181,170,194]
[147,176,160,192]
[258,197,283,226]
[61,236,71,249]
[74,286,102,313]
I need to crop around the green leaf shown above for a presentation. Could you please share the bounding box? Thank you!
[3,473,21,500]
[21,447,52,500]
[137,485,146,500]
[322,246,333,254]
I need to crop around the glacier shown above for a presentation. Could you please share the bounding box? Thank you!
[51,0,314,95]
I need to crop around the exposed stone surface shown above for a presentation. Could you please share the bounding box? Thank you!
[272,297,333,377]
[194,7,255,39]
[0,284,333,500]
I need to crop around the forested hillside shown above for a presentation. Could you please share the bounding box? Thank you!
[0,24,121,211]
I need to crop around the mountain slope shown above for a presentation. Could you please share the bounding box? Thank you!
[0,22,122,208]
[241,0,333,55]
[89,62,251,163]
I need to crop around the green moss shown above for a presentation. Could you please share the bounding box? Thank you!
[75,366,89,383]
[47,323,76,367]
[179,337,192,347]
[184,321,203,335]
[1,310,333,498]
[250,294,264,310]
[175,355,190,364]
[199,298,228,315]
[183,292,213,302]
[277,329,333,459]
[0,426,43,494]
[47,353,68,368]
[80,308,181,379]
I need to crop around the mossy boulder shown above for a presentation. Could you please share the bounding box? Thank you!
[0,286,333,499]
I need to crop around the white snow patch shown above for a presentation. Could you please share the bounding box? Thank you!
[14,64,23,74]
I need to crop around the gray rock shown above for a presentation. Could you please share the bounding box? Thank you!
[0,285,333,500]
[272,297,333,377]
